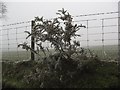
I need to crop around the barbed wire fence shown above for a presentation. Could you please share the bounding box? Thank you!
[75,17,119,60]
[0,11,119,61]
[0,21,31,61]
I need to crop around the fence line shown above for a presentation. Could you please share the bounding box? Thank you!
[0,11,119,61]
[0,21,31,27]
[78,16,118,60]
[73,11,119,17]
[0,21,31,61]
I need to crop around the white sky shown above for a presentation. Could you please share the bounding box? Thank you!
[2,0,120,2]
[3,1,118,24]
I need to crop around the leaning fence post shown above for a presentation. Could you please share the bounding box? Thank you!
[31,20,35,60]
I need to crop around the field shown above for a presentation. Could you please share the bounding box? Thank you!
[2,45,119,88]
[1,49,56,61]
[1,45,118,61]
[2,51,31,61]
[2,54,119,88]
[89,45,118,60]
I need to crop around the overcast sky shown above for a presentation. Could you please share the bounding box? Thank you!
[2,2,118,24]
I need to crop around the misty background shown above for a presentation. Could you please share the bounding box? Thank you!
[0,2,118,52]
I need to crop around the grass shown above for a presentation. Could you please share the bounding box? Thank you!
[2,60,119,88]
[2,61,38,88]
[2,44,119,88]
[85,45,118,60]
[2,51,31,61]
[2,49,55,61]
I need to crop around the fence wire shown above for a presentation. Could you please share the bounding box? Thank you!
[75,17,119,60]
[0,11,119,61]
[0,21,31,61]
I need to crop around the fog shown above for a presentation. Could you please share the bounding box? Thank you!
[1,2,118,51]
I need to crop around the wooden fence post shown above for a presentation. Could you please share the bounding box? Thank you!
[31,20,35,60]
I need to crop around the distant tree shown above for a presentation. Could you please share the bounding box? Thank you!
[0,1,7,19]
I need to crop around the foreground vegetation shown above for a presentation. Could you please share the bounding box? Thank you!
[2,57,119,88]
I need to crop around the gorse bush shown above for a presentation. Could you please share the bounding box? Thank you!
[18,8,86,59]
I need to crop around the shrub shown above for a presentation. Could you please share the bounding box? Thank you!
[18,8,86,60]
[13,8,118,88]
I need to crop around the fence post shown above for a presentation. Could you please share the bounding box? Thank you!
[31,20,35,60]
[118,1,120,62]
[101,19,105,60]
[86,20,89,49]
